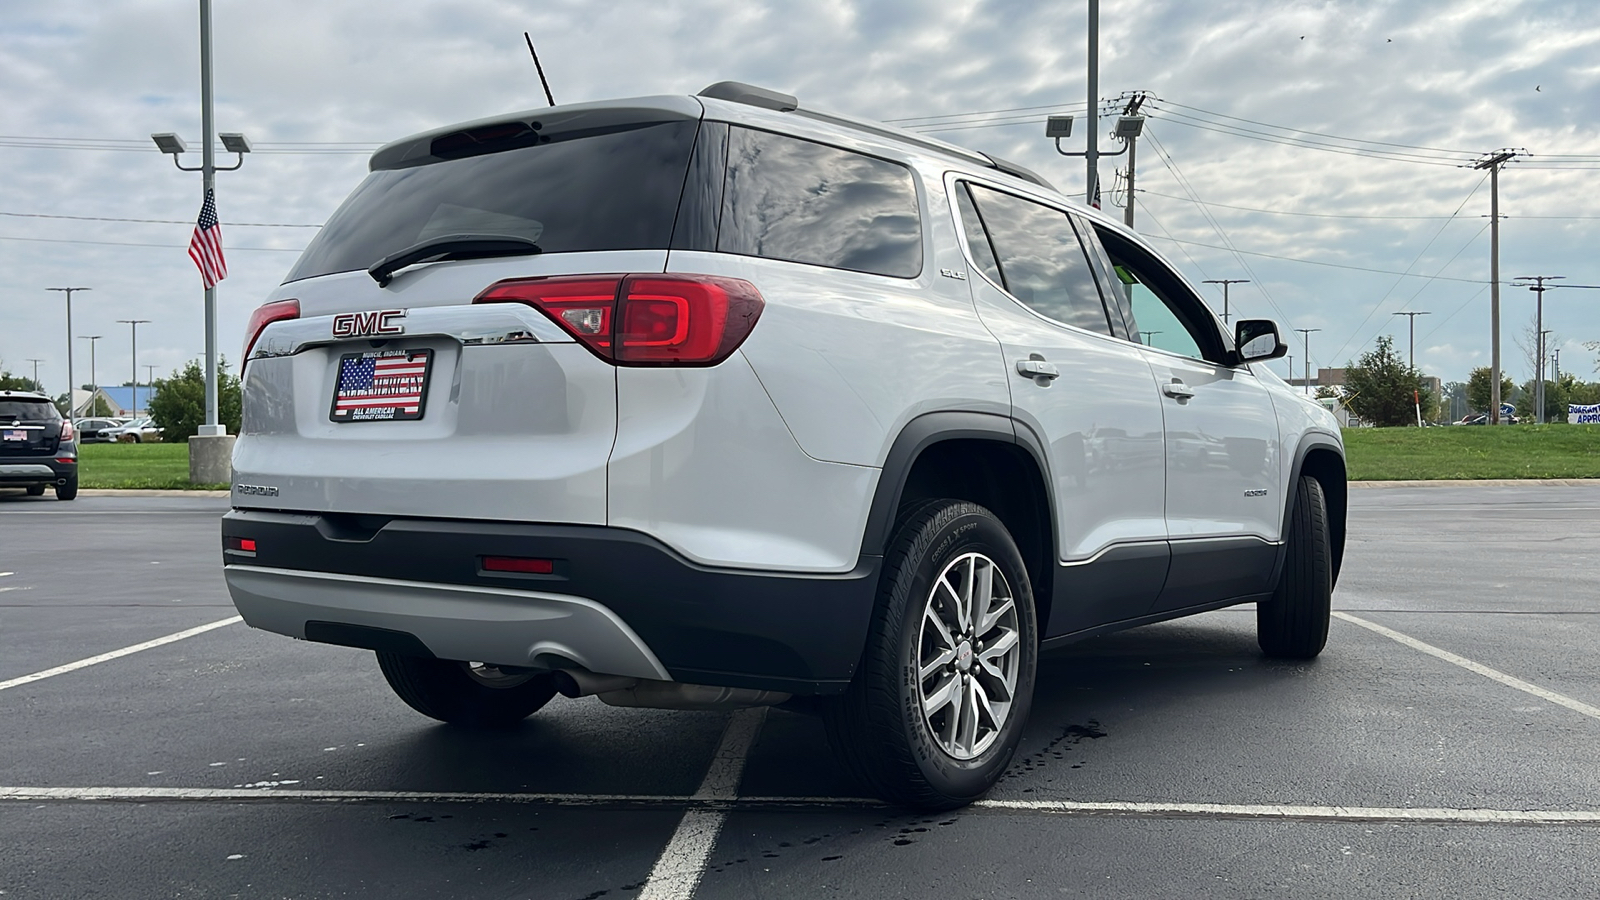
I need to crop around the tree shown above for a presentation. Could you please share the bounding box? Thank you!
[148,359,241,442]
[1467,367,1515,415]
[0,370,42,392]
[1341,336,1431,427]
[1441,381,1469,422]
[1516,378,1569,423]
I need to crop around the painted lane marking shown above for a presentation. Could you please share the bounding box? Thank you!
[0,616,242,692]
[0,572,13,577]
[975,799,1600,825]
[1334,611,1600,722]
[4,787,1599,827]
[639,707,769,900]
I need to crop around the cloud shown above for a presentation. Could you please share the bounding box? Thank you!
[2,0,1598,393]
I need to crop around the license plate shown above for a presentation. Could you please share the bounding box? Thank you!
[329,349,433,423]
[2,430,25,441]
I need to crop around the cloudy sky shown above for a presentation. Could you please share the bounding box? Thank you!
[4,0,1599,397]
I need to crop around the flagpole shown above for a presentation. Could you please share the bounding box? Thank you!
[198,0,221,436]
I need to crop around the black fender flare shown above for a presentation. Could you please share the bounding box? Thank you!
[858,411,1058,560]
[1272,430,1348,588]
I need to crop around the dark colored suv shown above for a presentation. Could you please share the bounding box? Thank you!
[0,391,78,500]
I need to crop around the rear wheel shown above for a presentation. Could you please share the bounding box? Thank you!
[54,476,77,501]
[26,484,46,496]
[376,652,557,727]
[823,500,1037,810]
[1258,475,1332,659]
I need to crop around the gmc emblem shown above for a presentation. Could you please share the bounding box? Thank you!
[332,309,407,338]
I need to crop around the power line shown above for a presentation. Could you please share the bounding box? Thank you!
[0,210,320,228]
[1143,108,1471,167]
[1152,99,1479,156]
[0,234,303,252]
[1142,233,1494,283]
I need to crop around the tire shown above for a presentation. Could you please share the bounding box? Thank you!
[823,499,1038,810]
[55,477,78,501]
[376,652,557,727]
[26,484,46,496]
[1258,475,1332,659]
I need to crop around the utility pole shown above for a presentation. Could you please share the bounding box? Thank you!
[46,287,90,414]
[1514,275,1563,424]
[1138,330,1162,346]
[1294,328,1321,396]
[1203,279,1250,325]
[26,359,45,392]
[78,335,103,416]
[1553,348,1561,385]
[1392,311,1431,369]
[1475,150,1518,423]
[1285,354,1293,379]
[1115,92,1149,227]
[1086,0,1099,207]
[118,319,151,415]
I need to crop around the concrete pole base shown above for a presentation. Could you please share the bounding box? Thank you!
[189,433,236,485]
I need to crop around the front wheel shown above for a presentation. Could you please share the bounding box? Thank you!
[376,652,557,727]
[823,500,1037,810]
[1258,475,1332,659]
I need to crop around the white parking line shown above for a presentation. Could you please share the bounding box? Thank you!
[0,616,242,692]
[639,707,769,900]
[1334,611,1600,722]
[4,786,1599,827]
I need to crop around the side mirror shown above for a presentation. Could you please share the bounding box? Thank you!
[1235,319,1287,363]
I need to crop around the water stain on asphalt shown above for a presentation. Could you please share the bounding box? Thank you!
[997,720,1106,786]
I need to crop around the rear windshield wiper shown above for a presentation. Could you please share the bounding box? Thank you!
[368,234,542,287]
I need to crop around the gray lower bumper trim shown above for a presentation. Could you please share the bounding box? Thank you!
[0,464,56,477]
[223,565,670,681]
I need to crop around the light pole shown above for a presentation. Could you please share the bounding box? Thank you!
[1392,311,1431,370]
[26,359,45,392]
[1294,328,1321,396]
[117,319,151,415]
[78,335,103,416]
[151,0,250,438]
[1138,330,1162,346]
[46,287,90,414]
[1203,279,1250,325]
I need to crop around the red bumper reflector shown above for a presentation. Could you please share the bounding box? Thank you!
[482,556,555,574]
[55,458,75,464]
[239,539,257,552]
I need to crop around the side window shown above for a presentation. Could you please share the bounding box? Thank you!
[953,184,1003,285]
[1095,227,1222,362]
[719,127,923,278]
[965,184,1114,336]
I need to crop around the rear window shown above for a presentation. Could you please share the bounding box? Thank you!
[285,120,701,283]
[718,127,922,278]
[0,400,59,420]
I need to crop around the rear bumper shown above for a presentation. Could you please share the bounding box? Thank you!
[0,457,75,485]
[220,509,881,695]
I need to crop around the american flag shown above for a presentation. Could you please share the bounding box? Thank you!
[332,352,429,419]
[188,188,227,288]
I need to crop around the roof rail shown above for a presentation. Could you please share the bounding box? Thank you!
[696,81,1055,190]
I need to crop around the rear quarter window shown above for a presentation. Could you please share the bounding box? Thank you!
[718,127,923,278]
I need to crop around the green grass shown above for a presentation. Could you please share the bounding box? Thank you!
[76,442,228,490]
[1342,424,1600,480]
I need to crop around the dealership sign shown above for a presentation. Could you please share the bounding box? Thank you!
[1571,403,1600,424]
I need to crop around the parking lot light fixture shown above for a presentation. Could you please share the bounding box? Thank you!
[118,319,151,415]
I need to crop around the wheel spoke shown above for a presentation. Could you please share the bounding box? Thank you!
[920,647,956,681]
[922,673,960,717]
[924,604,958,651]
[978,596,1015,637]
[957,675,981,753]
[970,677,1000,731]
[958,557,975,634]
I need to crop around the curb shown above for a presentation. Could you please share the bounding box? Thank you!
[1350,479,1598,488]
[79,489,231,498]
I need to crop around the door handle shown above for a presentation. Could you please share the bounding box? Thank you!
[1162,378,1195,399]
[1016,357,1060,381]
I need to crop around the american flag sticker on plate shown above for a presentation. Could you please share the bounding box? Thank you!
[330,348,432,422]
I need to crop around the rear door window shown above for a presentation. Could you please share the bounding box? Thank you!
[963,184,1113,336]
[718,127,922,278]
[0,400,58,421]
[286,119,701,283]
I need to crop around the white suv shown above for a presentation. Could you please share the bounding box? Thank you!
[222,82,1346,810]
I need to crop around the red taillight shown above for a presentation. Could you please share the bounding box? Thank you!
[242,299,301,367]
[55,458,75,464]
[474,274,764,366]
[59,420,74,442]
[482,556,555,574]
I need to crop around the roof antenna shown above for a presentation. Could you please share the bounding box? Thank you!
[523,32,555,107]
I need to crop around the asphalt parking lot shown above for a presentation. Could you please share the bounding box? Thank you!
[3,484,1599,899]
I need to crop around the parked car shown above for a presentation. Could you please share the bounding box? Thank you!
[221,82,1348,809]
[0,390,77,500]
[101,417,163,442]
[73,417,130,443]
